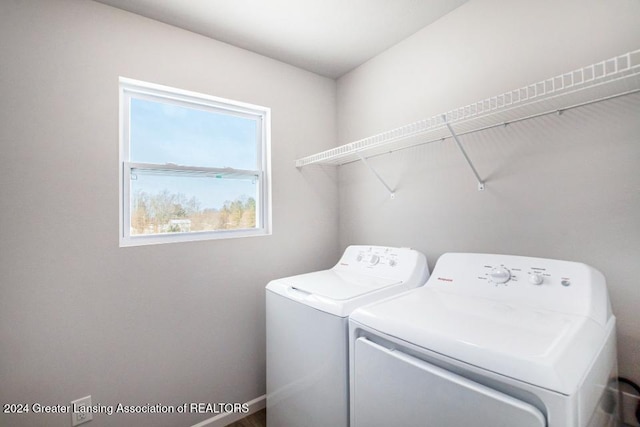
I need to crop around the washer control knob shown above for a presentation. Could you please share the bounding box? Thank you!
[388,259,397,267]
[490,267,511,284]
[369,255,380,266]
[529,273,544,285]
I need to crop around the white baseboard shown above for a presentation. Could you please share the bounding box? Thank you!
[190,395,266,427]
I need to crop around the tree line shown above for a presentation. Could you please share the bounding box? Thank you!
[131,189,256,235]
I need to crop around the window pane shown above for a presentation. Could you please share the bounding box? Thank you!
[130,97,258,170]
[130,172,258,236]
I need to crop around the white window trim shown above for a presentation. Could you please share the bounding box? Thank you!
[119,77,272,247]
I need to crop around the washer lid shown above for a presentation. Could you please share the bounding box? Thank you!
[266,270,405,317]
[350,287,611,395]
[282,270,402,300]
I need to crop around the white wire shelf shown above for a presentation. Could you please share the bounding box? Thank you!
[296,49,640,168]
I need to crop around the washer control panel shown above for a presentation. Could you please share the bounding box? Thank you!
[355,247,397,267]
[335,245,428,282]
[429,253,610,324]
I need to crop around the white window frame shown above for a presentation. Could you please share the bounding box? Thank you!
[119,77,271,247]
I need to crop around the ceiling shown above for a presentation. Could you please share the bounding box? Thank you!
[93,0,468,78]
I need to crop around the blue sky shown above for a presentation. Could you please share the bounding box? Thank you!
[129,98,259,209]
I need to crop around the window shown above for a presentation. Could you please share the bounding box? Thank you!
[119,78,271,246]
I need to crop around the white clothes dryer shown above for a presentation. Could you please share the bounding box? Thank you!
[266,245,429,427]
[349,253,618,427]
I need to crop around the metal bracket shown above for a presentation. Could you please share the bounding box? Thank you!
[357,153,395,199]
[443,115,486,191]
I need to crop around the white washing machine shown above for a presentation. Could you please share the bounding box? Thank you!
[266,245,429,427]
[349,253,618,427]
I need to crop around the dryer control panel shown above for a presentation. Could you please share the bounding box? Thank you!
[428,253,611,326]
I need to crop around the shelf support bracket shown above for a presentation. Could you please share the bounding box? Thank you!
[443,115,485,191]
[357,153,395,199]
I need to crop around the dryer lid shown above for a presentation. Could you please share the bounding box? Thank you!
[350,287,611,395]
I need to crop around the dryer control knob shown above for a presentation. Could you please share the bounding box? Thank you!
[529,273,544,285]
[369,255,380,266]
[490,267,511,284]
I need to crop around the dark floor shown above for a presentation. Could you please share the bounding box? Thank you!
[226,408,266,427]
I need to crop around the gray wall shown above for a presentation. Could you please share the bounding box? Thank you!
[337,0,640,385]
[2,0,639,426]
[0,1,338,426]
